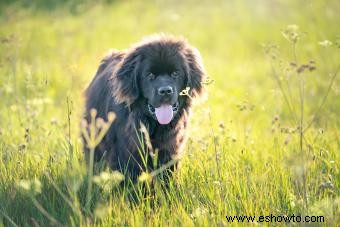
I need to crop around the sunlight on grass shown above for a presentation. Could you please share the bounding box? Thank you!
[0,0,339,226]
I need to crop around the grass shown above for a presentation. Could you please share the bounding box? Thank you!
[0,0,339,226]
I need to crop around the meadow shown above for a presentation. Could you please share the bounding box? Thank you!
[0,0,339,226]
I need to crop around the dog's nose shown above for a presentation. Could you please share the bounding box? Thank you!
[158,86,173,96]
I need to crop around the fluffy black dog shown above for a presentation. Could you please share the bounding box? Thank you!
[84,35,206,181]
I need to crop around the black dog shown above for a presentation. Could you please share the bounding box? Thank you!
[84,35,206,181]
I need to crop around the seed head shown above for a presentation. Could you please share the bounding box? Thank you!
[90,108,97,119]
[107,112,116,123]
[96,118,105,128]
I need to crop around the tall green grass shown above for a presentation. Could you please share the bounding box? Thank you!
[0,0,339,226]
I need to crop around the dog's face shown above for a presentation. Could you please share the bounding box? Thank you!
[139,50,186,124]
[112,36,206,125]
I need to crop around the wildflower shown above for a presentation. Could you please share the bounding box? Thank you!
[90,108,97,119]
[191,207,207,218]
[50,117,58,125]
[93,170,124,186]
[94,203,111,219]
[17,179,42,195]
[319,181,334,190]
[281,24,301,43]
[81,109,116,149]
[138,172,152,183]
[213,180,221,186]
[290,62,297,67]
[179,87,192,98]
[297,65,305,74]
[308,66,316,72]
[318,40,332,47]
[107,112,116,123]
[202,76,214,85]
[18,144,26,151]
[96,118,105,128]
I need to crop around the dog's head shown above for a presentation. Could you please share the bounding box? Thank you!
[112,35,206,125]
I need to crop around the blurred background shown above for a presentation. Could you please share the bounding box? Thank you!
[1,0,339,127]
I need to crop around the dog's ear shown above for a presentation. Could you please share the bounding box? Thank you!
[112,50,141,106]
[184,47,206,98]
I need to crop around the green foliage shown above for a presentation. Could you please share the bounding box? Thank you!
[0,0,339,226]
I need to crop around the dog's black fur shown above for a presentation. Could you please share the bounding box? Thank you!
[84,35,206,181]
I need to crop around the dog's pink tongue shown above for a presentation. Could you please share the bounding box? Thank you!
[155,105,173,125]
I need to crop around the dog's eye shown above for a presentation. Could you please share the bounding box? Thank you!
[171,71,179,78]
[148,73,155,80]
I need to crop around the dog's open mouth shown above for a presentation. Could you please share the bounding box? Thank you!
[148,102,179,125]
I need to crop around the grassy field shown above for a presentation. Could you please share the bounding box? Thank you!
[0,0,339,226]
